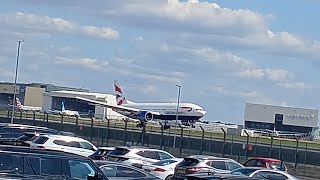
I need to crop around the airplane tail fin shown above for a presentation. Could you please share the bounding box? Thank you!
[114,80,128,105]
[61,101,66,111]
[15,98,22,109]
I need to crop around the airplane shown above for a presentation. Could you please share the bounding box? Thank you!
[60,101,80,117]
[11,98,42,112]
[76,80,207,129]
[47,101,80,117]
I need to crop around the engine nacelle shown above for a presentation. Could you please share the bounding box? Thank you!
[137,111,154,122]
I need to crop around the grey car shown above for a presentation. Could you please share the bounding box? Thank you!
[173,155,243,180]
[95,160,160,180]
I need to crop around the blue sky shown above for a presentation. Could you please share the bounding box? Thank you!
[1,0,320,124]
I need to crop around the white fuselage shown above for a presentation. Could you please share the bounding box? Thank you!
[18,105,42,111]
[122,102,206,121]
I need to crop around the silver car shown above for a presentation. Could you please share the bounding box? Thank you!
[173,155,243,180]
[106,146,175,168]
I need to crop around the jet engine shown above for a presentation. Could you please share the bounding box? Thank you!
[137,111,154,122]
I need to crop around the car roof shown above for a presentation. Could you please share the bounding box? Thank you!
[40,134,88,141]
[0,145,89,159]
[0,123,56,131]
[187,155,218,160]
[97,147,115,150]
[248,157,281,162]
[114,146,165,151]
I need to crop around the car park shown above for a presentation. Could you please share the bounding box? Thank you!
[142,158,183,180]
[243,158,287,172]
[0,145,107,180]
[173,155,243,180]
[89,147,115,160]
[30,134,97,157]
[94,160,160,180]
[107,146,175,167]
[230,167,298,180]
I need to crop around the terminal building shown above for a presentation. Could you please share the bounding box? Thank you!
[244,103,319,134]
[0,82,125,120]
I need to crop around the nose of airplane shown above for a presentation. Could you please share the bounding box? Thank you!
[200,110,207,116]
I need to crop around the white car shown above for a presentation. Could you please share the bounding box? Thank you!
[107,146,175,168]
[231,167,299,180]
[142,158,183,180]
[30,134,97,157]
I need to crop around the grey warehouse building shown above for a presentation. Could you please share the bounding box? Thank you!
[244,103,319,134]
[0,82,88,110]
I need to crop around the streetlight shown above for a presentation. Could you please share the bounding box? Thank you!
[173,84,181,148]
[11,40,25,124]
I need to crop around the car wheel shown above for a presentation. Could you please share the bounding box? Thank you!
[165,175,173,180]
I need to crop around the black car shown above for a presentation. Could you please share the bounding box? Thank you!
[0,123,58,139]
[94,160,160,180]
[89,147,115,160]
[0,145,108,180]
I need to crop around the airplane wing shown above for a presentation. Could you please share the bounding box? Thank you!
[75,97,161,119]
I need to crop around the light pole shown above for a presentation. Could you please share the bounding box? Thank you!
[11,40,25,124]
[173,84,181,148]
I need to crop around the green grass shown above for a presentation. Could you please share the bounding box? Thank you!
[1,109,320,150]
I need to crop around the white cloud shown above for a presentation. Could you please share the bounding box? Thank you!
[264,69,292,82]
[0,12,119,40]
[55,57,107,71]
[277,82,306,89]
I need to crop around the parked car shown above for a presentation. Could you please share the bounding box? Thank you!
[173,155,243,180]
[94,160,160,180]
[30,134,97,157]
[107,146,175,167]
[142,158,183,180]
[230,167,298,180]
[0,123,58,139]
[243,158,287,172]
[185,173,260,180]
[0,145,107,180]
[89,147,115,160]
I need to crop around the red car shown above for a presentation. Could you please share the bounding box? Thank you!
[243,158,288,172]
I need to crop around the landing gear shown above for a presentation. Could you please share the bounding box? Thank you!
[136,122,146,128]
[160,121,171,130]
[182,120,196,128]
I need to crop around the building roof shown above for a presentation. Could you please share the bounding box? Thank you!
[49,90,114,99]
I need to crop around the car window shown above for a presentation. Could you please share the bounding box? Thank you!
[159,152,174,160]
[100,165,117,177]
[268,162,286,170]
[226,161,242,171]
[109,148,130,156]
[80,141,96,151]
[252,171,288,179]
[116,166,146,177]
[41,158,62,176]
[244,160,256,167]
[11,155,40,175]
[210,161,227,170]
[68,160,96,179]
[136,150,160,160]
[32,136,49,144]
[54,140,81,148]
[0,153,11,172]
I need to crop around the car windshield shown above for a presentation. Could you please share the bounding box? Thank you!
[109,148,130,156]
[152,159,178,166]
[231,168,258,176]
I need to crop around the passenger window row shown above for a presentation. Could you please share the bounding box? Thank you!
[136,150,173,160]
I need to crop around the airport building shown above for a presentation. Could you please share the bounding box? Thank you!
[0,82,124,120]
[0,82,88,109]
[43,91,125,119]
[244,103,319,134]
